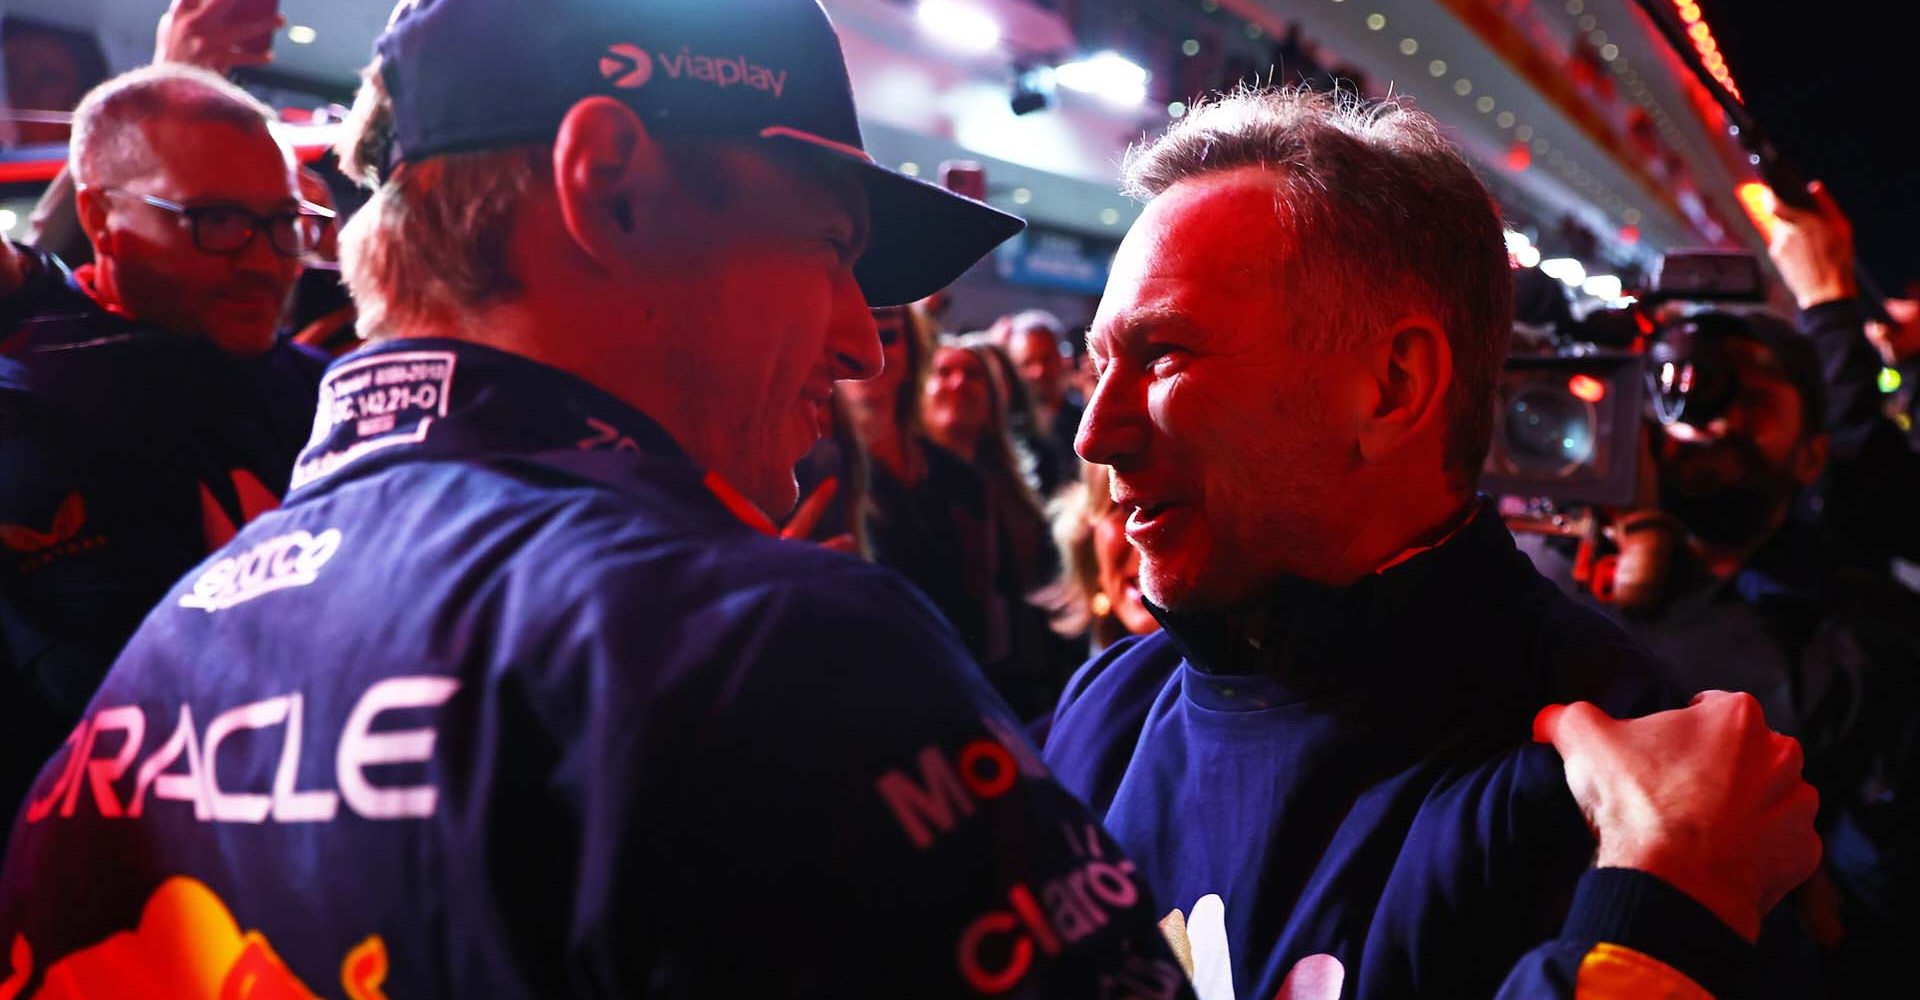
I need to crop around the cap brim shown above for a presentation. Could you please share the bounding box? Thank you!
[851,161,1025,306]
[759,132,1025,307]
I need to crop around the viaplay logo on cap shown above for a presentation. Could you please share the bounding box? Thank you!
[600,43,653,88]
[599,43,787,98]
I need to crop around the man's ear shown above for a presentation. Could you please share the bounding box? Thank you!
[1791,431,1829,487]
[1355,315,1453,464]
[74,182,113,256]
[550,97,669,274]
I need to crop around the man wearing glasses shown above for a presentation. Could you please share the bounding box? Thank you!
[0,63,328,832]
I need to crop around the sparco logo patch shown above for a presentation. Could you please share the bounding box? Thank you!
[600,42,652,88]
[179,527,342,612]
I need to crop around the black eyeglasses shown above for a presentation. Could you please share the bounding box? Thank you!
[103,189,336,259]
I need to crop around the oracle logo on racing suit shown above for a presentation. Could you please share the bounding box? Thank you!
[25,675,459,826]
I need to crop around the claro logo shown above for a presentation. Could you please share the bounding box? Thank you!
[599,43,787,97]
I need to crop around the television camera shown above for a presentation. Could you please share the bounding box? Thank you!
[1480,250,1772,524]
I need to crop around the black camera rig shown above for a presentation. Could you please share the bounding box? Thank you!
[1480,250,1771,512]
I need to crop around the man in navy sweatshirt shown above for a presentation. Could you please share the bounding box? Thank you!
[1041,86,1816,1000]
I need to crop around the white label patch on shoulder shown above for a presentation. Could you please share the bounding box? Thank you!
[178,528,343,612]
[292,351,457,488]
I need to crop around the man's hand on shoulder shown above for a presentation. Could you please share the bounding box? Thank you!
[1534,690,1821,943]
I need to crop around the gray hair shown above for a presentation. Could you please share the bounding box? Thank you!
[69,63,277,187]
[1122,86,1512,491]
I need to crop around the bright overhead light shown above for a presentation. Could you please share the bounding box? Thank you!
[1583,274,1623,300]
[900,161,921,177]
[1056,51,1150,108]
[1515,245,1542,268]
[1011,187,1032,205]
[1540,257,1587,288]
[0,208,16,232]
[287,24,317,45]
[1503,230,1533,254]
[916,1,1000,56]
[1099,208,1122,226]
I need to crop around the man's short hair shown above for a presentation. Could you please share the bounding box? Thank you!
[337,57,750,338]
[69,63,277,188]
[1122,86,1513,491]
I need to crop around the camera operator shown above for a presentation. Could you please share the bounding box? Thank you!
[1529,309,1920,994]
[1766,181,1920,566]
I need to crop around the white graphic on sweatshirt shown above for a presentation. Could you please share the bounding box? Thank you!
[1159,894,1345,1000]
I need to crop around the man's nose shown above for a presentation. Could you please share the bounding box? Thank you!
[1076,365,1146,467]
[828,271,881,381]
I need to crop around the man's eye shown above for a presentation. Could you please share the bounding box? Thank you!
[1148,347,1189,376]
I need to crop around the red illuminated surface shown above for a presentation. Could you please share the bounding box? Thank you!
[1568,374,1608,403]
[1672,0,1741,100]
[1736,181,1779,243]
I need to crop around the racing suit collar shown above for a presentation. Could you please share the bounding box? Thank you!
[289,337,695,495]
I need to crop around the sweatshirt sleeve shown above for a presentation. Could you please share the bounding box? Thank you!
[1493,868,1754,1000]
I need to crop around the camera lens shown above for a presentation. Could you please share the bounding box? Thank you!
[1503,386,1595,472]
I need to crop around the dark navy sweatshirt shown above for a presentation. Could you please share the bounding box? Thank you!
[1039,508,1736,1000]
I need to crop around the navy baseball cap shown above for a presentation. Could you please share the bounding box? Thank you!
[374,0,1024,306]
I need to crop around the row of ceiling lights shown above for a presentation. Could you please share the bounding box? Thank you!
[1564,0,1700,195]
[912,0,1670,235]
[1330,1,1645,247]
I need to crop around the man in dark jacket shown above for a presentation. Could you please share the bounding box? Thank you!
[1041,86,1814,1000]
[0,63,326,829]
